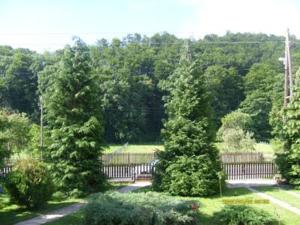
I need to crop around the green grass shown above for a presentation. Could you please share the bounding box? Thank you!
[45,187,300,225]
[104,144,164,153]
[255,186,300,209]
[0,194,82,225]
[44,210,84,225]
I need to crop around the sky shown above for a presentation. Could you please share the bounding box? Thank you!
[0,0,300,52]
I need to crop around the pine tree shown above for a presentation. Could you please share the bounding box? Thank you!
[41,38,106,195]
[153,45,222,196]
[281,68,300,187]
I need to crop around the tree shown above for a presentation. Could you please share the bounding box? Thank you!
[239,63,280,141]
[0,109,31,166]
[204,65,243,128]
[4,50,41,120]
[279,68,300,187]
[153,48,222,196]
[217,111,256,152]
[41,38,106,195]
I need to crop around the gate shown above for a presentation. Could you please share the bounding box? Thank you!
[102,153,156,181]
[222,161,278,180]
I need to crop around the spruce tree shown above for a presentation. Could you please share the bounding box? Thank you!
[153,46,222,196]
[41,38,105,195]
[281,68,300,187]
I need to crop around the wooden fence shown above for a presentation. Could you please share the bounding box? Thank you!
[0,164,12,177]
[220,152,264,163]
[222,162,278,180]
[0,152,279,181]
[102,153,156,165]
[102,163,154,181]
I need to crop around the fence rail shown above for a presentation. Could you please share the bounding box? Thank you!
[0,165,12,177]
[1,152,279,181]
[220,152,264,163]
[102,153,156,165]
[102,163,154,181]
[222,162,278,180]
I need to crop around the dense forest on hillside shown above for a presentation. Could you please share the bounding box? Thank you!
[1,32,300,144]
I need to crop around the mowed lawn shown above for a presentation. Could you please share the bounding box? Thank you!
[45,187,300,225]
[255,186,300,209]
[0,194,82,225]
[104,144,164,153]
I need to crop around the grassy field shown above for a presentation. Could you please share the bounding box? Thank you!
[104,142,275,156]
[104,144,164,153]
[45,187,300,225]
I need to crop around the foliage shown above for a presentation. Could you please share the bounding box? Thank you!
[0,109,31,166]
[4,158,54,209]
[279,68,300,188]
[0,33,297,143]
[213,205,278,225]
[220,128,256,152]
[153,48,222,196]
[204,65,243,127]
[84,191,199,225]
[41,38,106,195]
[217,111,253,138]
[239,64,280,141]
[163,155,221,196]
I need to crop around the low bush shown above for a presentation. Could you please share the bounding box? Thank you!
[214,205,278,225]
[84,191,199,225]
[5,158,54,209]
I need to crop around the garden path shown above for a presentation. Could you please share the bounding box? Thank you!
[14,181,151,225]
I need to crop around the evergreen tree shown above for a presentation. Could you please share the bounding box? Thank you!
[41,38,106,195]
[280,68,300,187]
[153,47,222,196]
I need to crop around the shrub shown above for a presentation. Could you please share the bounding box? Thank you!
[84,191,199,225]
[5,158,54,209]
[162,155,223,196]
[220,128,256,152]
[214,205,278,225]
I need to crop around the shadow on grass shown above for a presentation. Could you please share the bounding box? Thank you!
[0,194,79,225]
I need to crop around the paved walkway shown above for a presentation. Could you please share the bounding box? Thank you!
[15,181,151,225]
[226,179,277,188]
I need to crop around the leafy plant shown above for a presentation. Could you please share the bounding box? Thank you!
[84,191,199,225]
[279,68,300,188]
[214,205,278,225]
[5,157,54,209]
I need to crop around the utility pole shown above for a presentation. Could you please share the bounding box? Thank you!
[279,29,293,107]
[40,95,44,160]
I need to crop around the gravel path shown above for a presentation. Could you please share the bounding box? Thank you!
[15,181,151,225]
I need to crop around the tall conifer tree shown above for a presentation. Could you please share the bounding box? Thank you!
[41,38,105,195]
[153,44,222,196]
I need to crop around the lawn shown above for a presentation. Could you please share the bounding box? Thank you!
[45,187,300,225]
[0,182,129,225]
[0,194,82,225]
[104,144,164,153]
[255,186,300,209]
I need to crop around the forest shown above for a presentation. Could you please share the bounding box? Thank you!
[0,32,299,145]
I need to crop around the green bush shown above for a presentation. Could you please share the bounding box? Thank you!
[162,155,223,196]
[5,158,54,209]
[84,191,199,225]
[214,205,278,225]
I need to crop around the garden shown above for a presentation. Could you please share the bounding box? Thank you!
[1,32,300,225]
